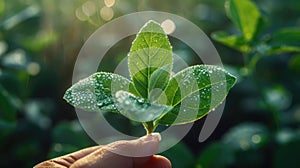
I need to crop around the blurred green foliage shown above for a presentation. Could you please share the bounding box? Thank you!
[0,0,300,167]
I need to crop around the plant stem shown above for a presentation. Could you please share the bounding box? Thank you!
[143,122,157,134]
[247,54,262,74]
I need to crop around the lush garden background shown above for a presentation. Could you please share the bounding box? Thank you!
[1,0,300,167]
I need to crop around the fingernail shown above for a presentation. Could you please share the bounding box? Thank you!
[151,133,161,141]
[143,132,161,142]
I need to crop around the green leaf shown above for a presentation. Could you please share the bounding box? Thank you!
[196,142,234,168]
[225,0,262,40]
[267,46,300,55]
[128,20,172,99]
[270,28,300,46]
[63,72,131,112]
[266,28,300,54]
[274,137,300,168]
[52,121,94,148]
[222,123,268,150]
[115,90,172,122]
[157,65,236,125]
[0,84,18,136]
[0,84,18,121]
[161,141,196,168]
[289,54,300,72]
[49,120,95,158]
[211,31,251,52]
[63,20,238,135]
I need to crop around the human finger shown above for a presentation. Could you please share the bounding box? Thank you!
[34,146,101,168]
[141,155,172,168]
[70,133,161,168]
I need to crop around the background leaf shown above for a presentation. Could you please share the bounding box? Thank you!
[270,28,300,46]
[211,31,250,52]
[267,28,300,54]
[48,121,95,158]
[128,20,172,99]
[289,54,300,72]
[0,84,18,136]
[158,65,236,125]
[63,72,131,113]
[267,46,300,55]
[222,123,268,151]
[161,141,195,168]
[196,142,234,168]
[274,130,300,168]
[225,0,262,40]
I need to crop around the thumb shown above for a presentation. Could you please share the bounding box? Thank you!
[70,133,162,168]
[106,132,161,157]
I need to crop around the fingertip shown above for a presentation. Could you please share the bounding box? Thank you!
[142,155,172,168]
[141,132,161,142]
[106,133,161,157]
[150,132,162,141]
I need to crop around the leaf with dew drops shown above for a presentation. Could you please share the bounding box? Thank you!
[115,90,172,122]
[64,72,132,112]
[157,65,236,125]
[64,20,237,134]
[128,20,172,99]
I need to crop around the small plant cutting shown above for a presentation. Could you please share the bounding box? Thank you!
[64,20,237,135]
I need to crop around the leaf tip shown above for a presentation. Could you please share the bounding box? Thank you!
[145,19,161,26]
[140,20,165,34]
[226,71,238,90]
[63,88,73,105]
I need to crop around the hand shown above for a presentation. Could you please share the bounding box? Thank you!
[34,133,171,168]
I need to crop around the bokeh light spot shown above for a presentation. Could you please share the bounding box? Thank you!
[27,62,40,76]
[75,8,88,21]
[82,1,96,17]
[161,19,176,34]
[2,49,26,67]
[100,7,114,21]
[104,0,115,7]
[0,41,7,55]
[251,134,261,144]
[239,139,249,150]
[54,143,62,152]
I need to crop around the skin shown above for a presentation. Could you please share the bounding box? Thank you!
[34,133,171,168]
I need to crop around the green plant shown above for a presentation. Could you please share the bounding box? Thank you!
[201,1,300,167]
[63,20,236,135]
[212,0,300,131]
[212,0,300,75]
